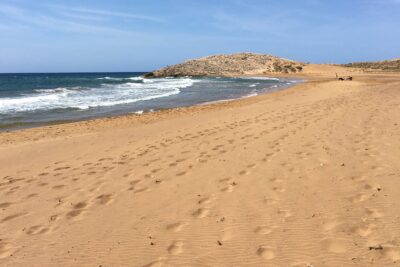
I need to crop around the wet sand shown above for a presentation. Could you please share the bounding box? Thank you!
[1,66,400,266]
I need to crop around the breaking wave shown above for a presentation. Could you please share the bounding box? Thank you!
[0,78,195,113]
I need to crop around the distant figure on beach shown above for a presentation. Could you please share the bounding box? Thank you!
[336,73,352,81]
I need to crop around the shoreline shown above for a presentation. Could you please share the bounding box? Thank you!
[0,75,299,133]
[0,75,302,135]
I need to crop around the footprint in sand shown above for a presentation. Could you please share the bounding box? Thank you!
[134,187,149,194]
[96,194,113,205]
[272,186,286,193]
[263,197,279,205]
[66,201,88,219]
[198,196,214,205]
[0,202,12,209]
[166,222,186,232]
[219,178,237,193]
[321,238,347,253]
[350,223,374,237]
[364,183,381,192]
[167,241,184,255]
[52,184,65,190]
[277,209,292,219]
[257,246,275,260]
[25,225,50,235]
[238,170,249,175]
[322,221,340,231]
[0,241,12,259]
[142,258,165,267]
[254,226,276,235]
[192,208,209,218]
[221,184,235,193]
[1,212,27,223]
[383,247,400,261]
[349,193,369,203]
[220,228,234,241]
[365,208,383,218]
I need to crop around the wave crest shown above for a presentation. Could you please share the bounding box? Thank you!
[0,77,195,113]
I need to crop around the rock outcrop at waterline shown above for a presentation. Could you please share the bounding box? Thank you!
[144,53,305,78]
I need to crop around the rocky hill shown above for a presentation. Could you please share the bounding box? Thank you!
[342,59,400,71]
[144,53,305,78]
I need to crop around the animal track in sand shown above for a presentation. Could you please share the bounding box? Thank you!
[167,241,184,255]
[257,246,275,260]
[166,222,186,232]
[192,208,209,218]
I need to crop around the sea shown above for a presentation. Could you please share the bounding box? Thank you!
[0,72,300,130]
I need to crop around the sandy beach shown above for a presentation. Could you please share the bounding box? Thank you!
[1,66,400,266]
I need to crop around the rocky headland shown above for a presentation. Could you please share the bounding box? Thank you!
[144,52,305,78]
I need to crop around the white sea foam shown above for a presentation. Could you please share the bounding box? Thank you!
[0,77,195,113]
[34,87,72,93]
[240,77,280,81]
[96,76,144,81]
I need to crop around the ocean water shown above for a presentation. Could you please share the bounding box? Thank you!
[0,72,299,130]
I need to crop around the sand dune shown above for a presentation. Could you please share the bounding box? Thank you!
[1,69,400,266]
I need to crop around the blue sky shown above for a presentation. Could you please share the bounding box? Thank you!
[1,0,399,72]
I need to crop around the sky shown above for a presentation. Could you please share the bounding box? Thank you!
[0,0,400,73]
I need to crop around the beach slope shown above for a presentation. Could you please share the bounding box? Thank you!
[1,70,400,266]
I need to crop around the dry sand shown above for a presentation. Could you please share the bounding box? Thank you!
[1,66,400,266]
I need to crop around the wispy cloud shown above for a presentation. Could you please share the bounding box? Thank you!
[46,5,165,23]
[0,3,157,36]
